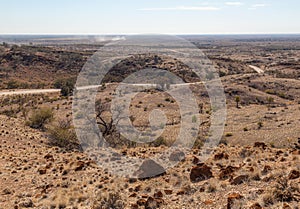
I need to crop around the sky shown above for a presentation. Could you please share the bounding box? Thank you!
[0,0,299,34]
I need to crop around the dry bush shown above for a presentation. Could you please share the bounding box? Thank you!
[272,177,300,202]
[92,192,124,209]
[27,107,54,130]
[47,118,79,149]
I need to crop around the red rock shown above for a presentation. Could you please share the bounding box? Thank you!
[230,174,249,185]
[176,190,185,195]
[154,191,163,198]
[283,203,293,209]
[214,152,229,160]
[227,192,244,209]
[164,189,172,195]
[38,167,46,175]
[192,156,200,165]
[249,203,263,209]
[129,193,137,198]
[288,170,300,180]
[145,197,164,209]
[254,142,267,150]
[262,165,272,175]
[136,199,146,206]
[204,199,213,205]
[190,164,213,183]
[44,153,54,161]
[219,166,239,180]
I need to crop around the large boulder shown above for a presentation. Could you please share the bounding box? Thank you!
[190,163,213,183]
[134,159,166,179]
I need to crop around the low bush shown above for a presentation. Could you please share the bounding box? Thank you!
[27,107,54,130]
[47,118,78,149]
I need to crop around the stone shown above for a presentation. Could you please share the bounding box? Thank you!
[169,151,185,162]
[145,197,164,209]
[254,142,267,150]
[44,153,54,162]
[133,160,165,179]
[227,192,243,209]
[19,198,34,208]
[249,203,262,209]
[219,166,239,180]
[38,167,47,175]
[192,156,200,165]
[153,191,163,198]
[214,152,229,160]
[136,199,147,206]
[190,163,213,183]
[230,174,249,185]
[288,169,300,180]
[164,189,172,195]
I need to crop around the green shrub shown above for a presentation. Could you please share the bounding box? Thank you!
[150,136,168,147]
[225,132,233,137]
[27,107,54,129]
[54,77,76,97]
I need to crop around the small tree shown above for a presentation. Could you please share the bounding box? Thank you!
[266,97,274,110]
[54,78,76,97]
[235,96,240,108]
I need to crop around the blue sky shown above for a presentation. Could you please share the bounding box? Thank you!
[0,0,299,34]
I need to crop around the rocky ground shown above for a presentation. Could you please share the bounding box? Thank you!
[0,115,299,209]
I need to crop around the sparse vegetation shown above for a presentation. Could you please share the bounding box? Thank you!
[47,118,78,149]
[26,107,54,130]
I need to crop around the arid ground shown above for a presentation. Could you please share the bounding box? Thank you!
[0,35,299,209]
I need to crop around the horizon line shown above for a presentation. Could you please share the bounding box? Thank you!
[0,32,300,36]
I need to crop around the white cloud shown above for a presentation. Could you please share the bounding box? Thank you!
[252,4,267,7]
[225,2,243,6]
[248,3,268,10]
[138,6,220,11]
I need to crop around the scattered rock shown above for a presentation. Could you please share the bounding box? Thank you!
[153,191,163,198]
[214,152,229,160]
[254,142,267,150]
[164,189,172,195]
[192,156,200,165]
[44,153,54,162]
[136,199,147,206]
[190,163,213,183]
[262,165,272,175]
[219,166,239,180]
[2,188,13,195]
[70,160,89,171]
[230,174,249,185]
[38,167,47,175]
[169,151,185,162]
[145,196,164,209]
[227,192,243,209]
[19,198,34,208]
[282,203,293,209]
[288,169,300,180]
[204,199,214,205]
[249,203,262,209]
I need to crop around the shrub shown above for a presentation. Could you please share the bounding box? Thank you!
[27,107,54,129]
[225,132,233,137]
[47,118,78,149]
[258,121,263,129]
[54,78,76,97]
[150,136,168,147]
[92,192,124,209]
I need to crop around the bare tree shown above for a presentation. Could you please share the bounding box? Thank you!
[95,99,124,137]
